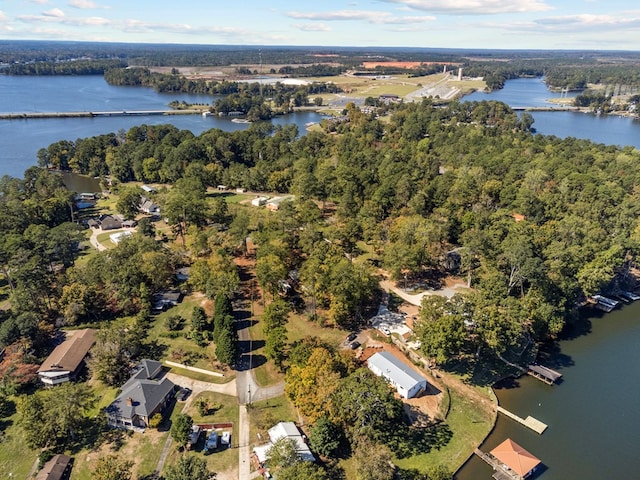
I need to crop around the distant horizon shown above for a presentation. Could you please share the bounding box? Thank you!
[0,1,638,51]
[1,38,639,56]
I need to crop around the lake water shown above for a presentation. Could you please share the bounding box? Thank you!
[457,78,640,480]
[0,75,324,179]
[465,77,640,149]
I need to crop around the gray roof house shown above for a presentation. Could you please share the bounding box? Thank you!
[138,196,160,214]
[105,359,175,430]
[367,351,427,399]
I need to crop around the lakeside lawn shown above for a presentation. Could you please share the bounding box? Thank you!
[395,384,495,474]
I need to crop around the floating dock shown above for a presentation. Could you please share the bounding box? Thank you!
[497,406,547,434]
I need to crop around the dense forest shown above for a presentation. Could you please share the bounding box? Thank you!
[21,98,640,369]
[4,84,640,477]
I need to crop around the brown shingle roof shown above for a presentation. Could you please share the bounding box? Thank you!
[35,454,72,480]
[38,329,96,374]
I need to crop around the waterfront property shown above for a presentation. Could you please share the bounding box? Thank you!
[37,328,96,386]
[474,438,541,480]
[490,439,541,479]
[367,350,428,399]
[497,407,547,434]
[105,359,175,430]
[527,364,562,385]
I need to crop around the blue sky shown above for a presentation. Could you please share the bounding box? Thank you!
[0,0,638,50]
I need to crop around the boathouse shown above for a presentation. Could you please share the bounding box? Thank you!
[528,364,562,385]
[490,438,541,479]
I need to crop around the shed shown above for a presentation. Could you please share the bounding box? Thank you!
[35,454,72,480]
[367,351,427,399]
[490,438,541,478]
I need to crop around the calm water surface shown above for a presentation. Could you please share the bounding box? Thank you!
[0,75,323,179]
[465,77,640,149]
[458,77,640,480]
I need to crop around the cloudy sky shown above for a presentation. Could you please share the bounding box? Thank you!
[0,0,638,50]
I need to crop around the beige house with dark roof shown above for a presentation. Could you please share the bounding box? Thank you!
[37,329,96,386]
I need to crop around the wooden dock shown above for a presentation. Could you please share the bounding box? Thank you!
[474,449,521,480]
[497,406,547,434]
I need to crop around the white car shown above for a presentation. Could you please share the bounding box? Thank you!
[380,326,391,335]
[189,425,201,445]
[221,431,231,447]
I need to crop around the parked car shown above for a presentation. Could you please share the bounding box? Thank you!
[221,431,231,447]
[380,326,391,335]
[204,430,218,453]
[349,341,361,350]
[189,425,201,446]
[176,387,191,401]
[346,332,357,342]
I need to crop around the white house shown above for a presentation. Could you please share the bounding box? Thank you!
[251,196,268,207]
[253,421,314,465]
[367,351,427,399]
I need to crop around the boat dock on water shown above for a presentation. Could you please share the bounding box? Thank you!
[592,294,620,312]
[497,407,548,434]
[528,364,563,385]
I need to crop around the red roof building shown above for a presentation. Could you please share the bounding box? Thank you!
[490,438,541,479]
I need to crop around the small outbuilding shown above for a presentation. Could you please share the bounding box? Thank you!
[490,438,541,479]
[35,454,73,480]
[367,351,427,399]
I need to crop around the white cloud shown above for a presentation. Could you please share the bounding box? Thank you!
[377,0,553,15]
[286,10,435,24]
[0,11,6,21]
[68,0,101,9]
[295,23,332,32]
[29,0,50,4]
[43,8,65,17]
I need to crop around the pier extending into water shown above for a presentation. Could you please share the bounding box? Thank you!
[474,449,521,480]
[0,109,203,119]
[497,406,547,434]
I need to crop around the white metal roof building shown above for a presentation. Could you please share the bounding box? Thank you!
[253,421,314,464]
[367,351,427,399]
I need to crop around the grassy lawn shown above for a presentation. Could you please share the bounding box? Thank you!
[394,386,495,474]
[286,312,348,345]
[95,230,118,249]
[71,428,169,480]
[168,391,239,475]
[0,406,38,478]
[205,190,253,205]
[247,394,298,446]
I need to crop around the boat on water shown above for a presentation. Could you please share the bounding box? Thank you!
[592,294,620,312]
